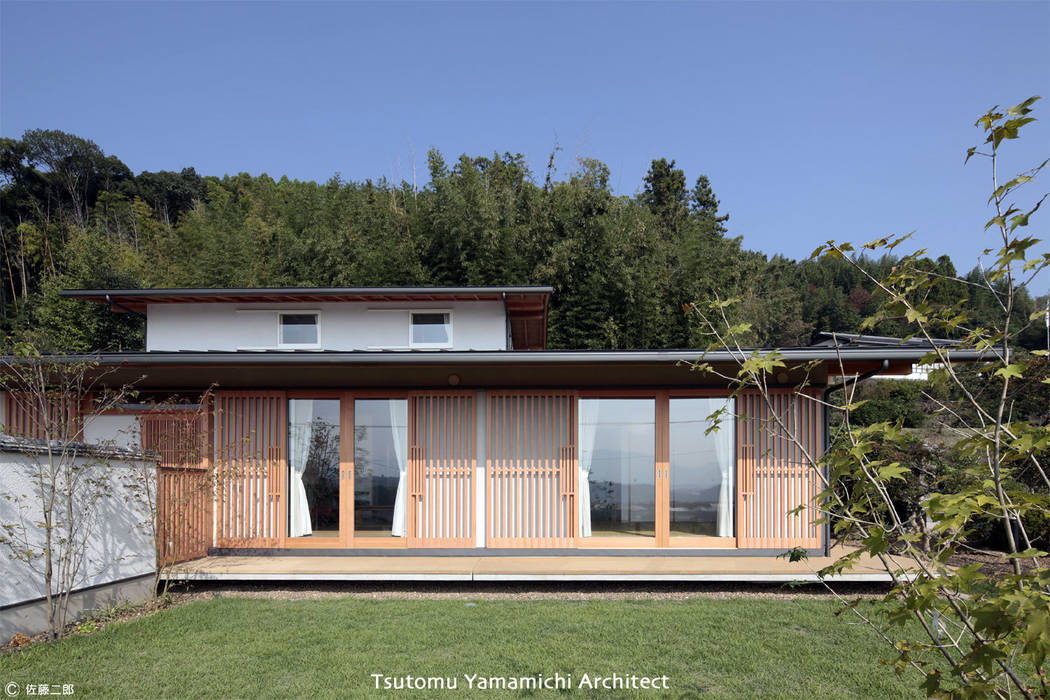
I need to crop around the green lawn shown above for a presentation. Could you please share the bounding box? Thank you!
[1,596,926,699]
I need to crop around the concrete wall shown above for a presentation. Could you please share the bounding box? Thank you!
[0,574,155,642]
[0,439,156,639]
[146,301,508,352]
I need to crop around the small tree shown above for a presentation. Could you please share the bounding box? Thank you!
[123,387,215,598]
[0,343,139,639]
[690,97,1049,697]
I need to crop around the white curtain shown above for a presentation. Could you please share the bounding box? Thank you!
[389,400,409,537]
[713,399,735,537]
[578,400,599,537]
[287,400,314,537]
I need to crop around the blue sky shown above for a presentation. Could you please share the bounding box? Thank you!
[3,1,1049,292]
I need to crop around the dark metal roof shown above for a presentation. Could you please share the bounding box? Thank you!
[7,346,982,365]
[813,332,961,349]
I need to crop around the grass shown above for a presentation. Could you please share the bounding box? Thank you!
[0,596,927,699]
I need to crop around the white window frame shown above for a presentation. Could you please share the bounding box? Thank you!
[409,309,453,349]
[277,311,321,349]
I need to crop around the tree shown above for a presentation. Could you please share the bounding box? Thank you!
[690,96,1050,698]
[690,174,729,234]
[641,157,688,236]
[20,129,131,228]
[0,342,140,639]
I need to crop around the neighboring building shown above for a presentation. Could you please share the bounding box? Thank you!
[811,332,951,381]
[0,287,981,581]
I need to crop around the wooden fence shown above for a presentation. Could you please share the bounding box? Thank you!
[141,408,213,564]
[3,392,84,441]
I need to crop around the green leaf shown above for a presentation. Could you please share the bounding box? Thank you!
[778,547,809,563]
[994,364,1025,380]
[904,307,928,324]
[985,214,1006,231]
[1006,548,1048,559]
[877,463,910,482]
[1006,96,1041,116]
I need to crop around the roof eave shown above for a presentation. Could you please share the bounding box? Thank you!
[0,347,985,366]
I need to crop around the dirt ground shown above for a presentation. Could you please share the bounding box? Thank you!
[165,579,891,601]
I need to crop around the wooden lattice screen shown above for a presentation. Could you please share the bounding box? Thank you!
[736,388,824,549]
[408,393,475,547]
[486,392,577,547]
[214,391,287,547]
[3,391,83,441]
[141,408,213,564]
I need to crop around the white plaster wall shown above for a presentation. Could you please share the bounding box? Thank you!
[0,448,156,608]
[146,301,508,352]
[83,414,140,451]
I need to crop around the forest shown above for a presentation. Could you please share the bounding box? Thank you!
[1,128,1047,352]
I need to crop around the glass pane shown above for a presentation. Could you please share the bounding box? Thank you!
[412,313,450,344]
[669,398,735,537]
[580,398,655,537]
[281,314,318,344]
[354,399,407,537]
[288,399,340,537]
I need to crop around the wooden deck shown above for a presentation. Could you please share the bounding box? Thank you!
[169,547,897,583]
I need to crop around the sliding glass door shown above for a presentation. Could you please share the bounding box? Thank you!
[577,393,736,547]
[353,399,408,540]
[579,398,656,543]
[668,398,735,540]
[287,398,342,539]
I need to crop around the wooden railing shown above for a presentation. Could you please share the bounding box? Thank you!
[156,467,212,565]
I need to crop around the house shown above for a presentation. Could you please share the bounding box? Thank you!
[0,286,981,582]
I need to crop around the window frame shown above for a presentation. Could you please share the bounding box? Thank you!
[408,309,453,349]
[277,311,321,349]
[575,389,738,549]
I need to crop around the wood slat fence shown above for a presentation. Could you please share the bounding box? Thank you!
[3,391,84,441]
[141,408,213,565]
